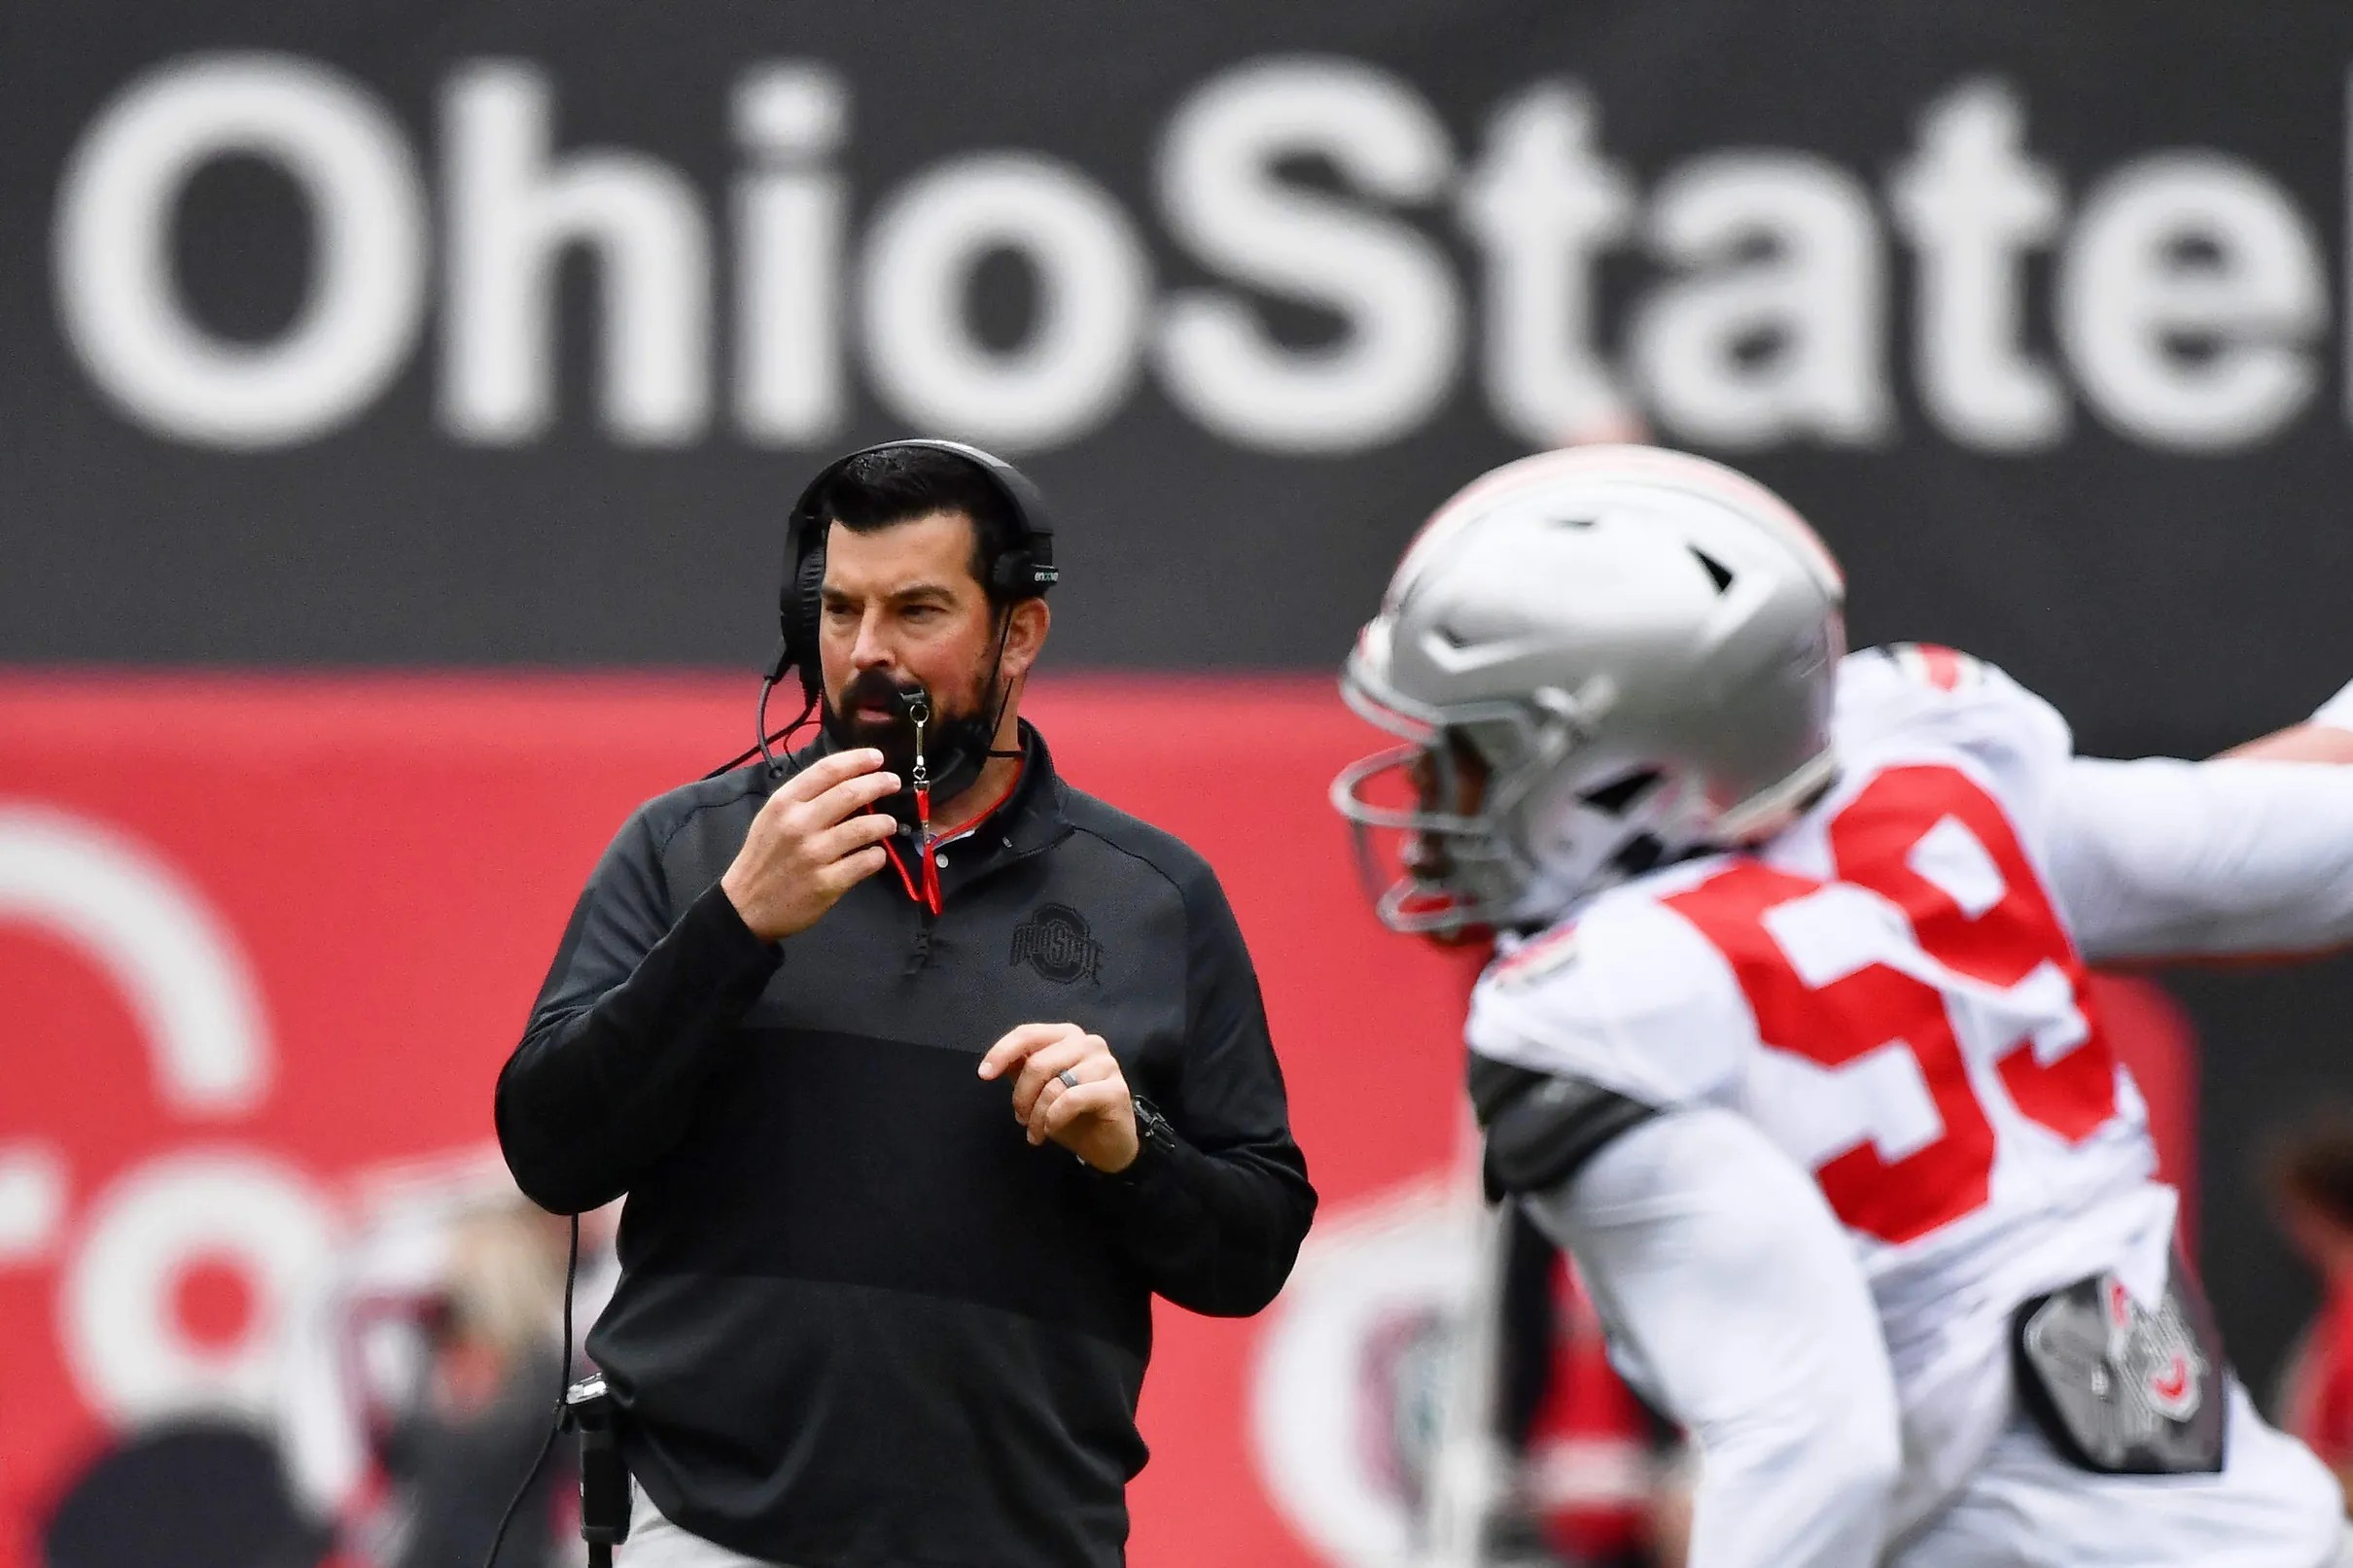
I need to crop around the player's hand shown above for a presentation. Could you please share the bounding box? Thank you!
[720,749,901,940]
[2218,673,2353,761]
[977,1023,1140,1173]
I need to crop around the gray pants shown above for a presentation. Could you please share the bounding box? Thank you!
[620,1480,794,1568]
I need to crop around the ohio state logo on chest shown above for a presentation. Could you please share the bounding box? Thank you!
[1010,903,1105,985]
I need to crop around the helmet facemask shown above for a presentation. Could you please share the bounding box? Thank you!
[1333,673,1692,936]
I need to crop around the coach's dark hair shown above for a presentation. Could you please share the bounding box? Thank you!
[810,445,1028,607]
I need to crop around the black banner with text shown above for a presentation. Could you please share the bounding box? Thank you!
[5,0,2350,752]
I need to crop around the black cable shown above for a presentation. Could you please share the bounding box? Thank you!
[479,1213,580,1568]
[755,676,815,777]
[976,605,1025,761]
[755,674,784,774]
[702,680,817,781]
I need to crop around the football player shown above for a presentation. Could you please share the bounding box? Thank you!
[1333,444,2353,1568]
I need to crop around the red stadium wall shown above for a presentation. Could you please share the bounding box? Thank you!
[0,675,2195,1568]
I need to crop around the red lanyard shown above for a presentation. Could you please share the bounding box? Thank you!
[880,751,1022,917]
[883,821,939,916]
[915,779,942,915]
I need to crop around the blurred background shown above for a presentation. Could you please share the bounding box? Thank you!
[10,3,2353,1565]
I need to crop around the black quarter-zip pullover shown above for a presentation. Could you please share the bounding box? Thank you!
[494,724,1315,1568]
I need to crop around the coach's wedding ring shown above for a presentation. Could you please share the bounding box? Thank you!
[1057,1068,1082,1090]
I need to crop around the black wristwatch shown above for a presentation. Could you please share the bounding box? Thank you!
[1130,1094,1178,1157]
[1096,1093,1178,1183]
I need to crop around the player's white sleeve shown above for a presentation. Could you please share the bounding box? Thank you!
[2045,756,2353,961]
[1520,1107,1899,1568]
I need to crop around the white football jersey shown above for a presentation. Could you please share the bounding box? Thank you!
[1467,645,2307,1532]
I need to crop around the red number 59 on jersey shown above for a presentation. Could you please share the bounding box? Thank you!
[1665,765,2122,1246]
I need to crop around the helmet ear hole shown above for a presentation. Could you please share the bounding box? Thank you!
[1689,546,1736,594]
[1580,768,1664,816]
[1611,833,1668,876]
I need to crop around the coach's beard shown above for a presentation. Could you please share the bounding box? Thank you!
[822,667,1000,819]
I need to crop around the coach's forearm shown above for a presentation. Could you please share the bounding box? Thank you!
[496,885,782,1213]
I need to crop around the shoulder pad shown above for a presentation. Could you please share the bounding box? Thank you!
[1466,1054,1659,1201]
[1880,642,1987,693]
[1469,890,1750,1109]
[1487,920,1583,989]
[1837,645,2076,823]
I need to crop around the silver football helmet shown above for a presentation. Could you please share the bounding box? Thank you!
[1334,445,1846,935]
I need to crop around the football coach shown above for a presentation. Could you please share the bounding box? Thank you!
[494,439,1316,1568]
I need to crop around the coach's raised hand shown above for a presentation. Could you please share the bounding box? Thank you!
[720,749,901,939]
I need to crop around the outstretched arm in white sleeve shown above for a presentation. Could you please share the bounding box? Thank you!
[2047,674,2353,963]
[1518,1106,1900,1568]
[2217,674,2353,765]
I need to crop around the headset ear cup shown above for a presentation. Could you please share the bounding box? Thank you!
[789,548,826,708]
[991,551,1031,599]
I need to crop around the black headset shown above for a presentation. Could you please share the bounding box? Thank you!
[704,438,1061,778]
[772,437,1060,708]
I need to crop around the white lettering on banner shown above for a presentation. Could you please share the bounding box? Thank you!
[1458,85,1638,446]
[42,53,2353,455]
[734,63,851,445]
[1889,80,2070,451]
[53,53,426,447]
[0,803,338,1427]
[63,1151,335,1422]
[441,62,713,445]
[1157,57,1460,453]
[0,805,270,1113]
[862,154,1149,449]
[2059,152,2328,450]
[0,1145,68,1265]
[1630,153,1892,448]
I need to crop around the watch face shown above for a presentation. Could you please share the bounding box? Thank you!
[1135,1097,1176,1151]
